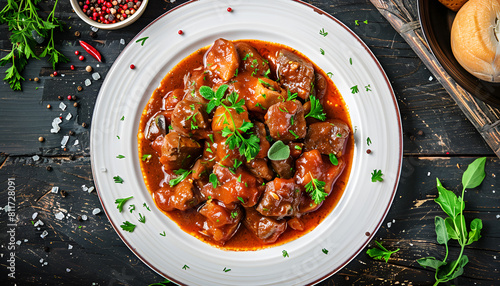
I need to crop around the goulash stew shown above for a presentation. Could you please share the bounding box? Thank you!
[138,39,354,250]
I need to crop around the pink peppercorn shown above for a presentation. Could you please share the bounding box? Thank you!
[67,95,72,100]
[53,71,58,76]
[75,50,80,55]
[79,55,85,61]
[130,64,135,69]
[70,65,75,70]
[227,7,232,12]
[178,30,183,35]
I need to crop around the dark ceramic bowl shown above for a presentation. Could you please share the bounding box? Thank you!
[418,0,500,108]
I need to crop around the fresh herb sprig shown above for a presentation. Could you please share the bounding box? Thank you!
[169,169,192,187]
[417,157,486,286]
[366,241,399,262]
[200,85,260,162]
[305,95,326,121]
[304,174,327,204]
[115,196,133,212]
[0,0,68,90]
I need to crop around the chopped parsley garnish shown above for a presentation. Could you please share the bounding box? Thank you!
[115,196,133,212]
[120,221,136,232]
[329,153,338,166]
[286,89,298,101]
[294,145,302,151]
[182,264,190,270]
[305,175,327,204]
[322,248,329,254]
[367,137,372,146]
[237,197,245,204]
[237,174,242,182]
[365,84,372,91]
[113,176,124,184]
[290,115,295,126]
[169,169,192,187]
[159,231,166,237]
[255,103,266,110]
[320,48,325,55]
[366,241,399,262]
[242,53,253,61]
[208,133,214,143]
[135,37,149,46]
[282,250,289,258]
[128,204,136,213]
[143,203,151,211]
[349,58,353,65]
[209,173,218,188]
[351,85,359,94]
[138,213,146,224]
[304,95,326,121]
[230,211,238,219]
[120,116,125,121]
[221,122,260,162]
[264,68,271,78]
[258,78,275,90]
[148,279,170,286]
[223,267,231,272]
[326,72,333,78]
[289,130,299,139]
[116,154,125,159]
[371,169,384,182]
[116,135,120,139]
[319,28,328,37]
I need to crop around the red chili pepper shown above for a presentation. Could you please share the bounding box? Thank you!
[79,40,102,62]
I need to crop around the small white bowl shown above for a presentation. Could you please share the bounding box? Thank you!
[70,0,149,30]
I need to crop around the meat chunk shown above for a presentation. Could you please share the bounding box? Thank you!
[201,164,263,207]
[204,38,239,81]
[264,100,307,142]
[235,42,270,77]
[294,150,346,213]
[243,207,287,244]
[270,155,295,179]
[211,105,250,132]
[256,178,300,217]
[245,158,273,181]
[252,121,270,158]
[160,131,202,170]
[171,100,209,139]
[233,76,287,114]
[313,72,328,102]
[153,178,200,211]
[198,200,243,243]
[304,119,350,156]
[277,49,315,100]
[287,217,304,231]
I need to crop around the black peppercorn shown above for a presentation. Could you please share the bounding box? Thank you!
[58,95,63,100]
[82,122,88,128]
[89,31,97,38]
[69,130,75,136]
[44,246,50,252]
[61,190,67,197]
[46,166,52,171]
[77,215,83,221]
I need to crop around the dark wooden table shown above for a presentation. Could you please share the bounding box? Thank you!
[1,0,499,285]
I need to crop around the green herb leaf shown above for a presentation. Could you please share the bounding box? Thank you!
[304,95,326,121]
[461,157,486,190]
[169,169,192,187]
[282,250,289,258]
[209,173,218,188]
[135,37,149,46]
[115,196,133,212]
[116,155,125,159]
[367,137,372,146]
[371,169,383,182]
[434,216,449,245]
[366,241,399,263]
[223,267,231,272]
[435,178,463,218]
[319,28,328,37]
[128,204,136,213]
[113,176,124,184]
[417,257,445,270]
[120,221,136,232]
[467,218,482,245]
[138,213,146,224]
[267,140,290,161]
[329,153,338,166]
[305,176,327,204]
[148,278,171,286]
[237,197,245,204]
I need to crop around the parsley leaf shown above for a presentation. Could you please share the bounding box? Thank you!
[115,196,133,212]
[305,175,327,204]
[282,250,289,258]
[319,28,328,37]
[169,169,192,187]
[113,176,124,184]
[116,155,125,159]
[366,241,399,262]
[209,173,218,188]
[304,95,326,121]
[138,213,146,224]
[371,169,384,182]
[367,137,372,146]
[142,154,152,162]
[120,221,136,232]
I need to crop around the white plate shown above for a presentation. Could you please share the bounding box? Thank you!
[90,0,403,285]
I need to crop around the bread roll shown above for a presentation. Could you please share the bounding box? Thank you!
[450,0,500,82]
[438,0,469,12]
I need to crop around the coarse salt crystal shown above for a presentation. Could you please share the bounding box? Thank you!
[74,140,79,146]
[32,212,38,220]
[32,155,40,161]
[493,190,496,193]
[496,214,500,219]
[427,172,431,177]
[4,204,13,212]
[392,219,395,223]
[87,186,95,193]
[34,220,44,227]
[428,76,433,81]
[43,262,48,266]
[40,230,48,239]
[61,135,69,148]
[66,113,72,120]
[81,214,88,221]
[387,222,392,228]
[24,239,28,242]
[90,26,99,32]
[82,185,88,192]
[51,186,59,194]
[66,268,71,272]
[92,208,101,215]
[59,102,67,111]
[55,212,65,220]
[494,256,497,259]
[100,167,107,172]
[40,258,44,263]
[84,79,92,86]
[68,244,73,250]
[409,243,414,246]
[120,38,125,45]
[16,240,21,245]
[92,72,101,80]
